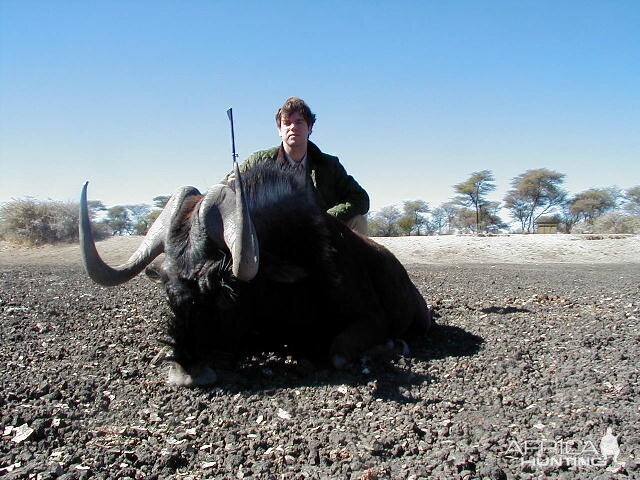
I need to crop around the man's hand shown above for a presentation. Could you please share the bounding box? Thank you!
[223,172,236,187]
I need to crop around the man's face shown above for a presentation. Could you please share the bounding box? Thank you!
[278,111,312,148]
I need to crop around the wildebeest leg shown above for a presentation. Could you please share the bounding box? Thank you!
[330,285,431,369]
[406,284,433,335]
[366,338,411,356]
[329,314,388,369]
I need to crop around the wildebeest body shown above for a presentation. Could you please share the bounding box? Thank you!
[80,162,430,385]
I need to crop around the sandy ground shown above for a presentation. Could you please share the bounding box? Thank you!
[2,234,640,478]
[1,234,638,266]
[2,262,639,478]
[376,234,640,265]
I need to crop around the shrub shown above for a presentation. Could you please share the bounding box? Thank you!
[592,212,640,234]
[570,222,593,234]
[0,197,109,245]
[571,212,640,234]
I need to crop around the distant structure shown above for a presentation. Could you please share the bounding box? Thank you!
[535,216,560,234]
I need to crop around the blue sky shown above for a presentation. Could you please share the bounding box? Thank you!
[1,1,638,219]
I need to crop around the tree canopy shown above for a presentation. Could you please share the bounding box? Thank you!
[453,170,497,233]
[153,196,171,209]
[368,206,402,236]
[105,206,131,236]
[397,200,430,235]
[624,186,640,216]
[569,187,619,223]
[503,168,566,232]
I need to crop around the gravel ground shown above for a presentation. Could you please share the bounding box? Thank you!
[2,258,639,479]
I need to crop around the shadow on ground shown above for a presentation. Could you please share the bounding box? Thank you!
[198,322,484,404]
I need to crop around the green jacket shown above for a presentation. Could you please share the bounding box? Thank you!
[238,142,369,221]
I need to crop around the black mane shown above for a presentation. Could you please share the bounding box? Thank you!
[164,163,343,367]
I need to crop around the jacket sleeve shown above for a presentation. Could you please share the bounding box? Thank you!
[325,160,370,221]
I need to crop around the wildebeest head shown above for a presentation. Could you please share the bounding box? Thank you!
[80,162,259,287]
[79,163,331,386]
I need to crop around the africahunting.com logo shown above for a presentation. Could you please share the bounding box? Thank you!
[505,427,625,472]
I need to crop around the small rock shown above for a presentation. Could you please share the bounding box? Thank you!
[491,468,507,480]
[11,424,34,443]
[277,408,291,420]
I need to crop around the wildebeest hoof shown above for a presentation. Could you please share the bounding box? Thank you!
[363,339,395,357]
[364,338,410,357]
[167,362,217,387]
[394,338,410,355]
[331,354,349,370]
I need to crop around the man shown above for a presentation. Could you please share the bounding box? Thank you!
[229,97,369,234]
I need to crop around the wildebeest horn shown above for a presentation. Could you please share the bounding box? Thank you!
[199,162,259,281]
[79,183,199,287]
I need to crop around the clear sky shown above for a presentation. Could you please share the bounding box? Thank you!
[1,1,638,219]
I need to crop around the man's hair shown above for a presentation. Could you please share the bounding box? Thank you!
[276,97,316,128]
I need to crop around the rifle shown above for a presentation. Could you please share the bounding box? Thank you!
[226,108,239,166]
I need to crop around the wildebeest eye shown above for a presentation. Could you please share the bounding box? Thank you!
[145,263,166,283]
[195,260,238,310]
[209,275,238,310]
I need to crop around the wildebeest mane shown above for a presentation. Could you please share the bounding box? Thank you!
[239,163,347,356]
[164,162,346,366]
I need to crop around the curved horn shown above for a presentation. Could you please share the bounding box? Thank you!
[200,162,259,281]
[79,183,198,286]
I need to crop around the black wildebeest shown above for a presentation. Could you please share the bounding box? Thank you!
[80,162,431,386]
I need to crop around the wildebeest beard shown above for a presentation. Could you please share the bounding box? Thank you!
[159,163,350,369]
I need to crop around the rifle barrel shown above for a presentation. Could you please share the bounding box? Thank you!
[226,108,238,163]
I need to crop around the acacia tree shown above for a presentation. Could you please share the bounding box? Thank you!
[479,201,507,233]
[451,208,477,233]
[569,187,620,223]
[87,200,107,220]
[153,195,171,209]
[452,202,505,234]
[368,206,402,236]
[453,170,497,234]
[503,193,530,232]
[503,168,566,233]
[624,186,640,216]
[125,204,153,235]
[105,206,131,235]
[440,201,459,234]
[397,200,430,235]
[428,207,447,234]
[558,197,581,233]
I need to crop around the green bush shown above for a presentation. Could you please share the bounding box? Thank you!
[0,197,108,245]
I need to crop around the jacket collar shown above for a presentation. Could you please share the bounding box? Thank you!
[276,141,323,168]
